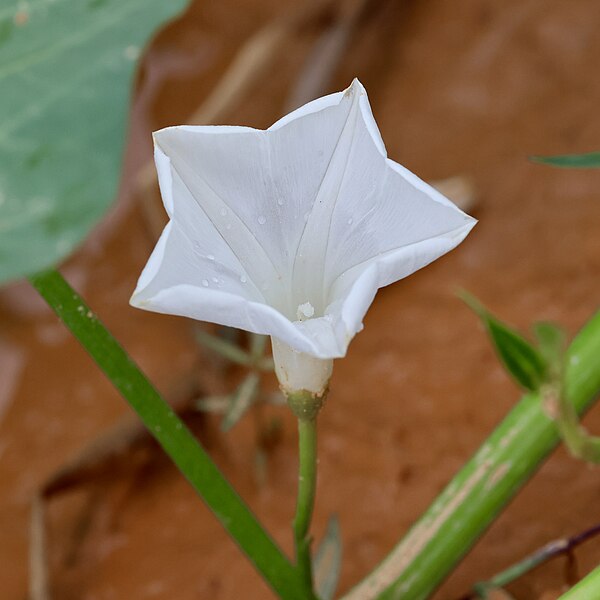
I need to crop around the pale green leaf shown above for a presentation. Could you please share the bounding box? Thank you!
[314,515,343,600]
[0,0,188,283]
[221,373,260,432]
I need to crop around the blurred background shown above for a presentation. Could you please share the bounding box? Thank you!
[1,0,600,598]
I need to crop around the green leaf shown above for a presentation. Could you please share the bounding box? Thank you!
[314,515,343,600]
[221,373,260,432]
[29,269,315,600]
[195,329,254,366]
[460,291,547,391]
[0,0,189,284]
[194,395,231,415]
[533,321,565,367]
[530,152,600,168]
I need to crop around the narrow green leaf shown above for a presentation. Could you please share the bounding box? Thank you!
[314,515,343,600]
[460,291,547,391]
[221,373,260,432]
[530,152,600,168]
[533,321,565,367]
[250,333,268,359]
[194,395,231,415]
[29,269,314,600]
[0,0,190,283]
[195,329,253,366]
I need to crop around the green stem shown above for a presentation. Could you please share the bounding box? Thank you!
[342,309,600,600]
[471,521,600,598]
[30,269,315,600]
[559,565,600,599]
[293,416,318,587]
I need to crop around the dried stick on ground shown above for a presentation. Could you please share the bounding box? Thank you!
[284,0,378,111]
[28,375,205,600]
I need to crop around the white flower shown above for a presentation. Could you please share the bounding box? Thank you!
[131,79,475,395]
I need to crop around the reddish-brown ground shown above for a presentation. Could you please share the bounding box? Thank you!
[1,0,600,598]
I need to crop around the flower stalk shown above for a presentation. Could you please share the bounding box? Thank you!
[292,410,319,587]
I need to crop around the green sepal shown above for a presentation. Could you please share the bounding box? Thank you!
[460,291,547,391]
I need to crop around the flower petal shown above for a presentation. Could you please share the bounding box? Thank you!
[133,79,476,360]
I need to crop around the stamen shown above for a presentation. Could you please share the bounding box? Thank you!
[296,302,315,321]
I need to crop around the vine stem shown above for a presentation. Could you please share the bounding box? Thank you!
[293,416,318,587]
[559,564,600,599]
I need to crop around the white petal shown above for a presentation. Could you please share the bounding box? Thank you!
[132,79,476,360]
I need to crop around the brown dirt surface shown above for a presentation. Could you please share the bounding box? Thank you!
[1,0,600,598]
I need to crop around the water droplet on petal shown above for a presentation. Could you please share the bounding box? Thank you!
[347,218,353,225]
[258,215,266,225]
[277,198,284,206]
[202,279,209,287]
[207,254,215,261]
[240,275,247,283]
[212,277,219,284]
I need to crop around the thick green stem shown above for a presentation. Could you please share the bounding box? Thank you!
[559,565,600,599]
[294,416,318,586]
[342,310,600,600]
[30,269,315,600]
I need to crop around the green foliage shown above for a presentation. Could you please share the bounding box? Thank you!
[314,515,343,600]
[530,152,600,168]
[353,310,600,600]
[29,269,315,600]
[533,321,565,368]
[460,291,547,391]
[0,0,188,284]
[195,329,274,371]
[221,373,260,432]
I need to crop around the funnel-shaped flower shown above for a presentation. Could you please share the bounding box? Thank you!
[131,80,475,394]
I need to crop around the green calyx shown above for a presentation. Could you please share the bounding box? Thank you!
[286,389,327,421]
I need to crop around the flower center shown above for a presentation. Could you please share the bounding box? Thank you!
[296,301,315,322]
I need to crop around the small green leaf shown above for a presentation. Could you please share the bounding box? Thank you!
[194,395,230,415]
[533,321,565,367]
[250,333,268,359]
[530,152,600,168]
[195,329,253,366]
[314,515,343,600]
[460,291,547,391]
[221,373,260,432]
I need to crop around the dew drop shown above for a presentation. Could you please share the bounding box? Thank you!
[202,279,209,287]
[277,198,284,206]
[207,254,215,261]
[258,215,267,225]
[240,274,247,283]
[347,217,353,225]
[212,277,219,284]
